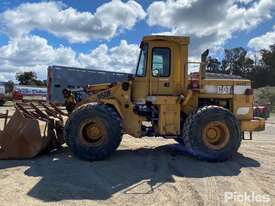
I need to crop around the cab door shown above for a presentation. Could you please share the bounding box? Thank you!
[132,43,149,103]
[149,42,174,95]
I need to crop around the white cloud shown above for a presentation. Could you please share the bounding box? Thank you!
[0,35,80,80]
[79,40,140,73]
[248,26,275,50]
[0,35,78,66]
[0,0,146,43]
[147,0,275,56]
[0,1,144,81]
[0,35,139,81]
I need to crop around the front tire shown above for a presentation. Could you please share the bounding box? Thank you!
[182,106,242,162]
[65,104,123,161]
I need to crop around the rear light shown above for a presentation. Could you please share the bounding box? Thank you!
[245,88,253,95]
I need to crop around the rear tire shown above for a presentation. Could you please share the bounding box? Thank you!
[183,106,242,162]
[65,104,123,161]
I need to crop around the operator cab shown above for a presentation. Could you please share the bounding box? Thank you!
[132,35,190,103]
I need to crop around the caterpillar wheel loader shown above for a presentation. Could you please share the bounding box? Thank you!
[63,35,265,162]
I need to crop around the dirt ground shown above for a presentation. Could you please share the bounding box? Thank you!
[0,105,274,206]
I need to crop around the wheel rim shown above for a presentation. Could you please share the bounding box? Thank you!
[202,121,230,150]
[79,119,107,146]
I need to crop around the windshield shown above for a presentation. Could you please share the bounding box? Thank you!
[136,43,148,77]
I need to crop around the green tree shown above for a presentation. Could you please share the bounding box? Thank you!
[221,47,254,77]
[204,45,274,88]
[16,71,37,85]
[4,80,14,93]
[259,44,275,86]
[206,56,221,73]
[15,71,47,86]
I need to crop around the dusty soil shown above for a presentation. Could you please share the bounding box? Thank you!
[0,105,274,206]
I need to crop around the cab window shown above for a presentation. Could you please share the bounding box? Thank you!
[136,43,148,77]
[152,48,171,77]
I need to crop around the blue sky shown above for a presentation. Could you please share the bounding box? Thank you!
[0,0,274,81]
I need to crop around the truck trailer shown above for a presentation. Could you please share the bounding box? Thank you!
[47,65,132,104]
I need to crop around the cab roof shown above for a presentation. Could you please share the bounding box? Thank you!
[142,35,190,45]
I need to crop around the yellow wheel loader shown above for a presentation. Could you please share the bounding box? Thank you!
[63,35,265,162]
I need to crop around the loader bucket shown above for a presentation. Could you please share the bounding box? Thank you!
[0,103,66,159]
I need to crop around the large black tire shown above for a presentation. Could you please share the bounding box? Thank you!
[182,105,242,162]
[65,103,123,161]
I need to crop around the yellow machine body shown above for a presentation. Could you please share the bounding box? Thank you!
[69,35,265,138]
